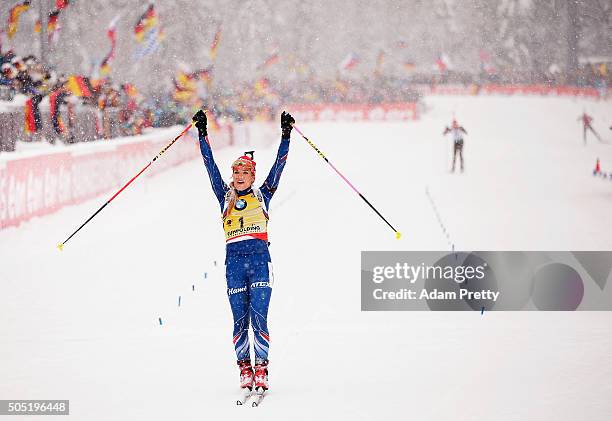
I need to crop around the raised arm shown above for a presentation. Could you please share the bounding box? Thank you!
[260,112,295,206]
[193,110,228,210]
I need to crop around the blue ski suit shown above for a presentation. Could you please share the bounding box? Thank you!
[199,131,290,363]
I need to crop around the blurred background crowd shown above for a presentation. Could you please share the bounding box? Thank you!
[0,0,609,150]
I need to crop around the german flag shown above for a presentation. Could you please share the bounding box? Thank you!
[34,9,62,37]
[8,1,31,39]
[66,75,92,97]
[24,95,42,134]
[176,71,196,90]
[134,4,157,42]
[209,25,222,60]
[99,16,118,76]
[50,89,68,134]
[99,57,111,76]
[172,71,197,103]
[47,10,60,36]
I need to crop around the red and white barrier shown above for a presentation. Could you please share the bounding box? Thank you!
[286,103,419,122]
[0,124,233,229]
[414,84,602,99]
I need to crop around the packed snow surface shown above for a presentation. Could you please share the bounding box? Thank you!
[1,96,611,420]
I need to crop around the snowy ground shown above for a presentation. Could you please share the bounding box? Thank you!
[1,95,611,420]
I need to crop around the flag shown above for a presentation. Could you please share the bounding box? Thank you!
[24,95,42,134]
[99,55,112,76]
[56,0,69,10]
[176,71,196,90]
[49,89,69,134]
[107,16,119,51]
[47,10,60,41]
[339,52,360,71]
[34,9,61,42]
[8,1,31,39]
[24,98,37,134]
[100,16,119,76]
[172,71,197,103]
[209,25,222,60]
[134,4,157,43]
[133,9,164,61]
[66,75,92,97]
[257,52,279,71]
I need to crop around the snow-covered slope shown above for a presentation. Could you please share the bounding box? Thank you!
[1,95,611,420]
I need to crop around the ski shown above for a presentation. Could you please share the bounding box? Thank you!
[236,388,252,406]
[249,387,266,407]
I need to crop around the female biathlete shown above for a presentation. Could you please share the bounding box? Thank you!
[192,109,295,398]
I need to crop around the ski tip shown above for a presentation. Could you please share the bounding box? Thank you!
[57,242,64,252]
[395,231,402,240]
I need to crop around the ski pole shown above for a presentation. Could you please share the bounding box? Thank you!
[292,124,401,239]
[57,121,195,251]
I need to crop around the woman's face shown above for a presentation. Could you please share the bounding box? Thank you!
[233,168,255,190]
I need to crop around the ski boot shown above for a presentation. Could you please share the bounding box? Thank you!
[253,359,269,391]
[236,359,254,405]
[238,359,254,390]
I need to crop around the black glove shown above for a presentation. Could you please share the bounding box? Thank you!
[281,111,295,138]
[192,110,207,135]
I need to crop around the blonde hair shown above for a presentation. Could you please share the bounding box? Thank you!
[226,182,238,216]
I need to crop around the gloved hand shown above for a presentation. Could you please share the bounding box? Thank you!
[192,110,207,136]
[281,111,295,138]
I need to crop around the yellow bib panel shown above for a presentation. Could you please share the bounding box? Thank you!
[222,189,269,242]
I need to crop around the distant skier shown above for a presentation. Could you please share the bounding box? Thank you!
[443,119,467,172]
[193,109,295,402]
[578,112,603,144]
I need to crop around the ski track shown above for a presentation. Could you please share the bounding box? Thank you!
[1,96,612,420]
